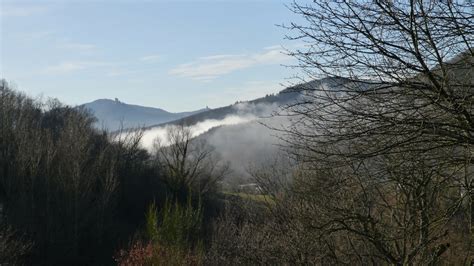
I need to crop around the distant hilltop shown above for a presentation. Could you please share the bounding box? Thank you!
[79,98,208,131]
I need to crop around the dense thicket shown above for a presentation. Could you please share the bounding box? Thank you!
[0,80,232,265]
[0,80,219,265]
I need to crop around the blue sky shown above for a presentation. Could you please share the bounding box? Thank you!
[1,0,302,112]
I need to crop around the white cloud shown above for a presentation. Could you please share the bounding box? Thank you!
[0,5,48,17]
[203,80,285,107]
[169,46,291,81]
[263,45,283,50]
[140,55,161,62]
[60,42,96,51]
[198,54,245,60]
[42,61,111,74]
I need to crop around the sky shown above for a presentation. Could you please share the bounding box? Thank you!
[0,0,304,112]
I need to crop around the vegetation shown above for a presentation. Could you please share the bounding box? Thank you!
[209,0,473,264]
[115,197,204,265]
[1,1,473,265]
[0,80,221,265]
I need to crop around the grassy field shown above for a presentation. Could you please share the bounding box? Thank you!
[223,192,275,204]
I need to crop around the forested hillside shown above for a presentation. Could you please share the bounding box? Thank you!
[1,1,473,265]
[0,80,230,264]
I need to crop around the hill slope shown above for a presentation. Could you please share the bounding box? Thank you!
[81,98,208,131]
[137,78,351,182]
[144,77,349,129]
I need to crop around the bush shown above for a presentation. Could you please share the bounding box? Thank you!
[116,195,205,265]
[155,196,203,249]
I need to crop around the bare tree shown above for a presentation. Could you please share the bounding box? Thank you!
[0,81,127,263]
[273,0,474,263]
[152,125,229,198]
[283,0,472,156]
[0,224,32,265]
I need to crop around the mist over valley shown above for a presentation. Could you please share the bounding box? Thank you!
[2,1,472,264]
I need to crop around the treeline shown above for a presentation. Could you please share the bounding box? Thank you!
[0,80,149,264]
[0,80,227,265]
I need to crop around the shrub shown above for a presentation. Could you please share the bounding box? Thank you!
[155,196,203,249]
[116,195,205,265]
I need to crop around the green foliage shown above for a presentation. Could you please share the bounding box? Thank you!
[156,195,203,249]
[145,202,159,242]
[132,196,205,265]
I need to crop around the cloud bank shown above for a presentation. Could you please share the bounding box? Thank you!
[169,46,291,81]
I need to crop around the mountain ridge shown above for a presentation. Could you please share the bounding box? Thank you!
[80,98,209,131]
[144,77,351,130]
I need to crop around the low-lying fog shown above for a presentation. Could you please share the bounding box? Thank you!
[134,102,292,181]
[140,114,256,148]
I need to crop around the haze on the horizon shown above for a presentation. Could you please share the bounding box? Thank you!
[0,0,301,112]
